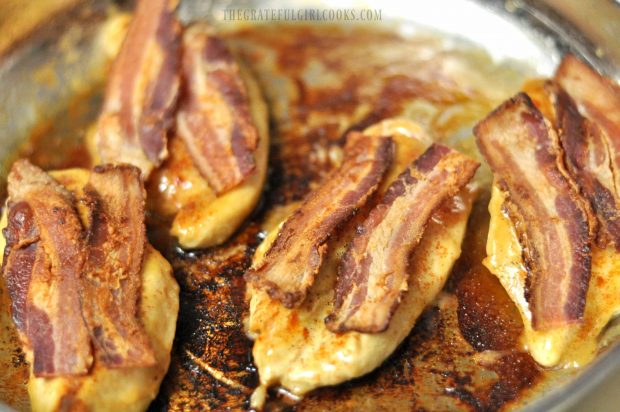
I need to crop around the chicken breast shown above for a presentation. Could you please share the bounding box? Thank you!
[486,183,620,367]
[481,57,620,368]
[88,3,269,250]
[246,119,477,407]
[147,60,269,248]
[89,56,269,249]
[0,168,179,412]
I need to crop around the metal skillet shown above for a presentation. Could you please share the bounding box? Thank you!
[0,0,619,410]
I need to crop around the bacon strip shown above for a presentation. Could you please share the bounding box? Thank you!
[176,24,259,194]
[80,165,155,368]
[325,144,479,333]
[475,93,594,330]
[554,55,620,249]
[246,132,394,307]
[2,160,92,376]
[95,0,180,177]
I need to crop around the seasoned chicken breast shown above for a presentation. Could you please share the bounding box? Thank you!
[246,119,478,407]
[88,0,270,249]
[479,56,620,368]
[147,59,269,249]
[486,183,620,367]
[0,168,179,412]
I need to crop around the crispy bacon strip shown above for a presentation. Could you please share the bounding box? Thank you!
[475,93,594,330]
[325,144,479,333]
[2,160,92,376]
[95,0,180,177]
[246,132,394,307]
[549,82,620,249]
[176,24,259,194]
[554,56,620,249]
[556,56,620,192]
[80,164,155,368]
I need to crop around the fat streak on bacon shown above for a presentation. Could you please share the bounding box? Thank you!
[475,93,594,330]
[95,0,181,178]
[2,160,92,377]
[326,144,479,333]
[80,165,155,368]
[176,24,259,194]
[554,56,620,250]
[246,132,394,308]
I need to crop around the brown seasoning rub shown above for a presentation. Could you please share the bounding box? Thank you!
[80,164,155,368]
[94,0,180,177]
[246,132,394,308]
[554,55,620,250]
[176,24,259,194]
[474,93,594,330]
[326,144,479,333]
[2,160,92,377]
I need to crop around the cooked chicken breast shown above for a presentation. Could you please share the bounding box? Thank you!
[90,55,269,249]
[147,60,269,248]
[480,56,620,368]
[486,183,620,367]
[0,168,179,412]
[246,119,477,407]
[89,0,269,250]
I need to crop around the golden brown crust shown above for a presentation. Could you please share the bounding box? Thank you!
[475,93,594,330]
[326,144,479,333]
[245,132,394,308]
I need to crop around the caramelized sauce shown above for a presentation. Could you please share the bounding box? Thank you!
[451,193,525,352]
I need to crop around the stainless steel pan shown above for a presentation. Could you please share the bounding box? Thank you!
[0,1,619,410]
